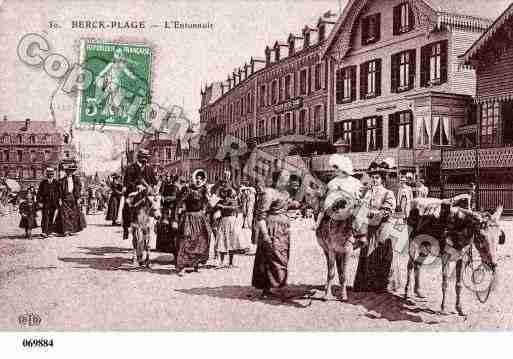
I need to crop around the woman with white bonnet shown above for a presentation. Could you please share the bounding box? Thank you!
[314,154,362,230]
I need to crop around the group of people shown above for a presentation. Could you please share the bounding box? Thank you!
[18,161,86,239]
[114,149,257,274]
[251,154,430,299]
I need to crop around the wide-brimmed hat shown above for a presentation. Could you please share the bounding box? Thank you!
[46,167,55,173]
[329,154,354,176]
[368,158,395,175]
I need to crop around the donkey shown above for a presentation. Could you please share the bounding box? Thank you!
[126,188,161,267]
[314,191,368,301]
[405,197,503,316]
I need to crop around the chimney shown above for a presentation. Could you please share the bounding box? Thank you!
[227,75,232,90]
[274,43,281,62]
[25,118,31,129]
[244,63,249,79]
[265,46,271,67]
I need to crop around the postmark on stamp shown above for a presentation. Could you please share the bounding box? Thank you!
[76,40,153,130]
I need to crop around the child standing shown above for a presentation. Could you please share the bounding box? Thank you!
[19,191,39,240]
[214,187,242,268]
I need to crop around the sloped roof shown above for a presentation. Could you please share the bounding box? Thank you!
[422,0,510,20]
[463,2,513,62]
[0,120,61,134]
[322,0,505,59]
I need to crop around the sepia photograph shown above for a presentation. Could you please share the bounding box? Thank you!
[1,0,513,354]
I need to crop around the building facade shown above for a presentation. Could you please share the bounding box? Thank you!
[0,118,74,190]
[146,137,178,175]
[320,0,502,182]
[199,13,338,183]
[165,134,202,179]
[442,2,513,185]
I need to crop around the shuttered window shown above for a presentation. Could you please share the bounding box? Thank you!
[260,85,266,107]
[362,13,381,45]
[299,69,307,95]
[389,111,413,149]
[393,2,415,35]
[299,109,307,134]
[336,66,357,104]
[360,59,381,99]
[421,40,448,87]
[365,116,383,152]
[391,50,416,92]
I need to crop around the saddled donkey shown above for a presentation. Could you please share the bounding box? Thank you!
[314,190,368,301]
[126,186,162,267]
[405,196,504,315]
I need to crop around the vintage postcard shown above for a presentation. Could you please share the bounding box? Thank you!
[1,0,513,349]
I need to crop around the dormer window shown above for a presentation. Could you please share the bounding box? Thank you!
[275,47,280,62]
[393,3,414,35]
[288,37,295,55]
[318,24,326,42]
[361,13,381,45]
[304,32,310,48]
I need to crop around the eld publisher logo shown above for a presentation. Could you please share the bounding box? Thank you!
[18,312,42,327]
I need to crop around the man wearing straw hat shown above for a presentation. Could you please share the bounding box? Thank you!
[37,167,60,238]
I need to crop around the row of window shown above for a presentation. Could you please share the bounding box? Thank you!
[1,134,55,145]
[260,62,326,108]
[0,150,53,162]
[258,105,325,137]
[333,111,452,153]
[3,167,43,179]
[361,2,415,46]
[335,40,448,104]
[212,92,255,126]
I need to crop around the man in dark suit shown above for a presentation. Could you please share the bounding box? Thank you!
[37,167,60,238]
[122,148,158,239]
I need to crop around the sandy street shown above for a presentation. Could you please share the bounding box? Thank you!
[1,212,512,331]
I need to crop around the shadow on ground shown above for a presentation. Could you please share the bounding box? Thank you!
[177,284,326,309]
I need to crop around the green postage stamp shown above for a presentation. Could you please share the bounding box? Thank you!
[76,40,153,129]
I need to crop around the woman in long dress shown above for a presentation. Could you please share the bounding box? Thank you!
[353,160,397,293]
[105,174,123,225]
[214,187,242,267]
[56,163,85,236]
[174,169,213,275]
[251,170,300,298]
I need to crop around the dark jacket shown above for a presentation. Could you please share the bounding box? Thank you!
[123,162,158,194]
[37,179,61,206]
[59,175,82,201]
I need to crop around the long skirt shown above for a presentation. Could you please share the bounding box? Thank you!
[353,222,400,292]
[176,212,212,270]
[56,193,84,234]
[105,195,121,221]
[243,198,255,228]
[156,220,178,256]
[19,214,38,229]
[251,214,290,290]
[215,215,242,253]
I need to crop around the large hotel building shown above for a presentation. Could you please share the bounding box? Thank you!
[199,0,507,185]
